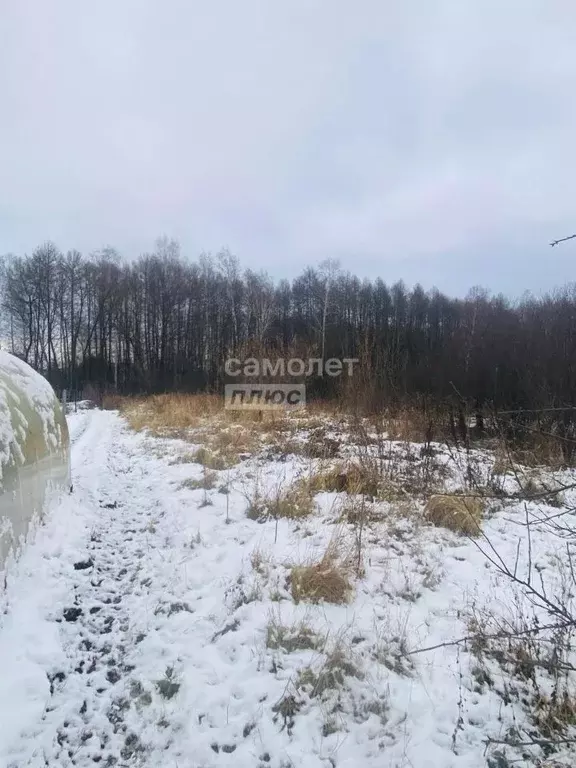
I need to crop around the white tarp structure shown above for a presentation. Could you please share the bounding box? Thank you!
[0,351,70,572]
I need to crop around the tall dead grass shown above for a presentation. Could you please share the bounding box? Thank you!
[113,393,336,439]
[114,393,222,435]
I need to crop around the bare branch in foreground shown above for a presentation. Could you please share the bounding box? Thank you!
[406,619,576,656]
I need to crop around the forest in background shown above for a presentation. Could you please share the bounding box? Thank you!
[0,237,575,414]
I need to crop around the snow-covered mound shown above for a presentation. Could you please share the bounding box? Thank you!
[0,350,70,572]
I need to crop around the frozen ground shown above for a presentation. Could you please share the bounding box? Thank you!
[0,408,575,767]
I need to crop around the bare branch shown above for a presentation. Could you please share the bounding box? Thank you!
[407,619,576,656]
[550,233,576,247]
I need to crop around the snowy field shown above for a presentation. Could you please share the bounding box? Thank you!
[0,404,575,768]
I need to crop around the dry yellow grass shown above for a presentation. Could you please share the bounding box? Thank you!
[114,393,337,446]
[291,562,351,604]
[517,471,565,507]
[101,393,126,410]
[118,392,286,434]
[424,494,484,536]
[265,612,322,652]
[301,462,405,501]
[268,427,342,460]
[296,644,363,699]
[492,448,514,475]
[225,409,292,431]
[250,545,270,574]
[180,470,217,491]
[291,537,353,604]
[303,461,387,499]
[273,485,316,519]
[385,408,433,442]
[344,405,438,442]
[527,679,576,740]
[117,393,222,435]
[209,425,258,454]
[187,447,228,470]
[246,480,315,521]
[492,434,565,470]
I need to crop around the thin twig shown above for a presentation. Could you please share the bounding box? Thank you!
[487,735,576,747]
[498,405,576,415]
[550,233,576,247]
[406,619,575,656]
[525,502,532,587]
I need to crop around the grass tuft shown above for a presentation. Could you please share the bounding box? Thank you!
[246,480,315,522]
[296,644,362,699]
[265,614,322,652]
[424,493,484,536]
[180,470,217,491]
[190,446,228,470]
[306,463,380,497]
[534,690,576,738]
[291,536,353,604]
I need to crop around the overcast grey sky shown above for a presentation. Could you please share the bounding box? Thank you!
[1,1,576,296]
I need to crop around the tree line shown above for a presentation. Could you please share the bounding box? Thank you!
[0,238,575,412]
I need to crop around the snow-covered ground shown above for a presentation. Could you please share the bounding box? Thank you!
[0,408,575,767]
